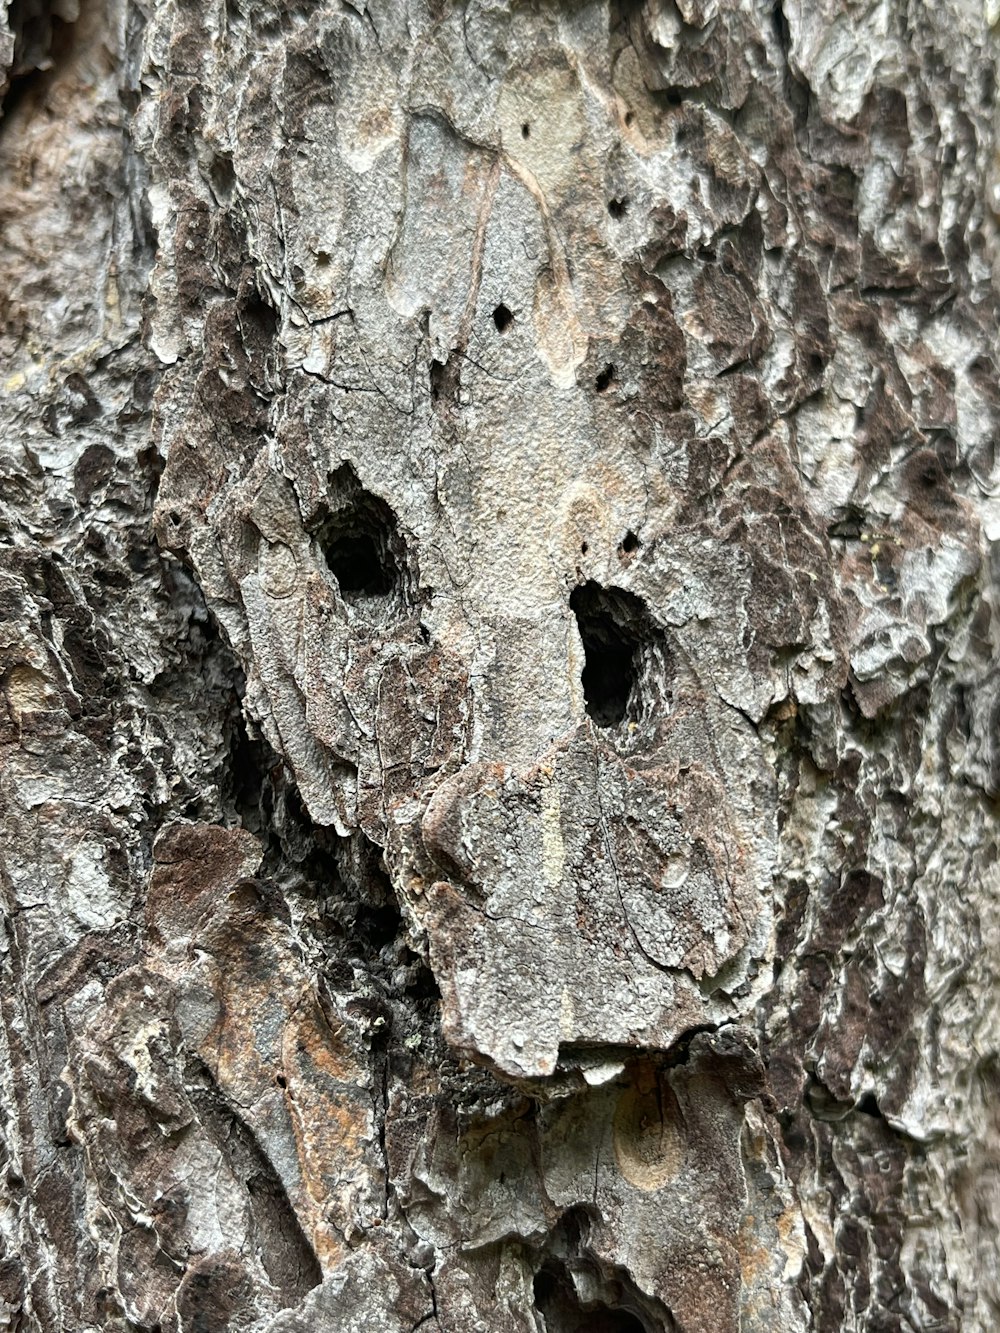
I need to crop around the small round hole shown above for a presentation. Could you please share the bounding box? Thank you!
[595,364,615,393]
[493,303,513,333]
[624,109,635,126]
[607,197,629,220]
[581,541,589,554]
[521,122,530,139]
[619,530,640,555]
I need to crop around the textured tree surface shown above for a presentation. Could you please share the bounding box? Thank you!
[2,0,999,1328]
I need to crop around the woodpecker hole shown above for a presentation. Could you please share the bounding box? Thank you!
[571,582,646,728]
[317,465,405,604]
[595,364,616,393]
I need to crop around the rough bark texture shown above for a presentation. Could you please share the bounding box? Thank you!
[1,0,999,1329]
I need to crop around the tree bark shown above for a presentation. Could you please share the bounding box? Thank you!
[1,0,998,1328]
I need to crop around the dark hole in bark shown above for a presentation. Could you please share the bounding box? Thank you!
[533,1269,559,1308]
[595,364,615,392]
[323,531,393,597]
[570,582,644,728]
[209,152,236,203]
[493,303,514,332]
[221,694,273,834]
[399,946,441,1003]
[429,354,460,404]
[294,821,411,974]
[553,1205,590,1250]
[0,0,76,126]
[827,505,866,541]
[533,1262,646,1333]
[619,530,640,555]
[522,121,531,138]
[806,352,825,376]
[354,901,403,953]
[607,197,629,219]
[238,291,278,345]
[317,465,404,603]
[624,109,635,126]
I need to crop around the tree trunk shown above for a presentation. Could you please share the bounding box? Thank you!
[1,0,998,1328]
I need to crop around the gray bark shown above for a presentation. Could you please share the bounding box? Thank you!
[1,0,998,1329]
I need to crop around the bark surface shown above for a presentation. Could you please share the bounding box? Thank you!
[1,0,999,1329]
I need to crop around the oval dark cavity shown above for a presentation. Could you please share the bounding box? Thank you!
[607,197,629,219]
[595,363,615,393]
[533,1263,647,1332]
[209,151,236,203]
[570,581,646,728]
[317,463,403,603]
[324,531,392,598]
[493,302,513,332]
